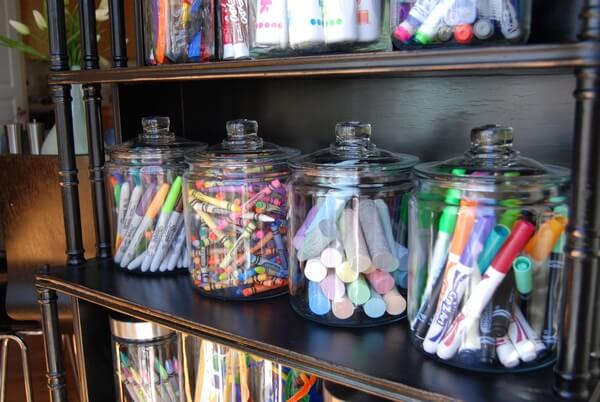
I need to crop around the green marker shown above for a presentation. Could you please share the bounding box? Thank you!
[478,224,510,274]
[498,172,521,229]
[141,177,182,272]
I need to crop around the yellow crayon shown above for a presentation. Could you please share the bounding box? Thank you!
[190,189,241,212]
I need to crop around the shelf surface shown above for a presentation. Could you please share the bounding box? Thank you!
[36,259,561,402]
[48,43,597,85]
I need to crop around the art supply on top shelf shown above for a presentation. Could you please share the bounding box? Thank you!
[219,0,391,60]
[184,336,323,402]
[408,124,570,372]
[288,122,418,327]
[390,0,531,49]
[106,116,206,274]
[143,0,216,64]
[110,315,183,402]
[183,119,299,300]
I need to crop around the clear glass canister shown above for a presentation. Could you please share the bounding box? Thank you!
[143,0,215,64]
[182,336,322,402]
[110,315,183,402]
[183,119,300,300]
[107,116,206,274]
[288,122,418,327]
[408,124,570,372]
[390,0,531,49]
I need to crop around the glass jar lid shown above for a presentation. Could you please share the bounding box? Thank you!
[289,122,419,179]
[414,124,570,183]
[107,116,206,165]
[185,119,300,167]
[109,315,173,341]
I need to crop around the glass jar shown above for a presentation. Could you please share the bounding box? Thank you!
[217,0,392,60]
[408,124,570,372]
[143,0,215,64]
[106,116,205,274]
[288,122,418,327]
[390,0,531,49]
[183,119,300,300]
[110,315,183,402]
[182,335,322,401]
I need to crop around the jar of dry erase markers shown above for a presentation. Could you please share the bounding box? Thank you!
[106,116,205,274]
[142,0,215,64]
[110,315,183,402]
[288,122,418,327]
[183,119,300,300]
[408,124,569,372]
[390,0,531,49]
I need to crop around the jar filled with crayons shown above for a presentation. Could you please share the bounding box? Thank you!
[143,0,215,64]
[390,0,531,49]
[106,116,206,274]
[288,122,418,327]
[218,0,392,60]
[183,119,300,300]
[408,124,569,372]
[110,315,183,402]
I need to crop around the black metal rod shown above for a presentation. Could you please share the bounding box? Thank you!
[108,0,128,67]
[37,284,67,402]
[554,66,600,400]
[83,84,112,259]
[47,0,68,71]
[134,0,145,66]
[79,0,99,70]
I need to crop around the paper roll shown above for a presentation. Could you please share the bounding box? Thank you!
[288,0,325,48]
[359,199,399,271]
[357,0,382,42]
[255,0,289,47]
[340,208,371,273]
[323,0,358,44]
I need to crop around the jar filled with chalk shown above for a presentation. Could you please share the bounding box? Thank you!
[183,119,300,300]
[407,124,569,372]
[106,116,206,274]
[390,0,531,49]
[143,0,216,64]
[288,122,418,327]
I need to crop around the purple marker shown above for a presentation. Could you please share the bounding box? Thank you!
[423,212,495,354]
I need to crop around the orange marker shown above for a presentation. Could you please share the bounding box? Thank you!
[524,215,567,264]
[155,0,167,64]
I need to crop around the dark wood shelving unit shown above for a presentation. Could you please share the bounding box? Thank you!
[37,260,560,402]
[48,43,597,84]
[36,0,600,401]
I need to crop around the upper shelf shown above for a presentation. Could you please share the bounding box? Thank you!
[37,259,564,402]
[50,43,598,85]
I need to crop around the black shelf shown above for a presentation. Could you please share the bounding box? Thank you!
[48,43,597,85]
[37,259,560,402]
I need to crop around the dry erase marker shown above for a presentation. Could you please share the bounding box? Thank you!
[491,273,515,338]
[436,219,536,360]
[393,0,439,42]
[142,177,182,271]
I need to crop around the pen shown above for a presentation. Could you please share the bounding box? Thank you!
[142,177,182,271]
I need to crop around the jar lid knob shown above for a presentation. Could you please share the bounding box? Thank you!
[142,116,170,134]
[223,119,263,149]
[470,124,513,147]
[335,121,372,145]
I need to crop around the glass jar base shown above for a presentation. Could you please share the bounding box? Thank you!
[410,333,556,374]
[192,283,289,301]
[290,299,405,328]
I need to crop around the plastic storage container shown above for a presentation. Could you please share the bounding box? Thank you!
[182,335,323,401]
[408,124,569,372]
[218,0,392,60]
[107,116,205,273]
[183,119,300,300]
[110,315,183,402]
[143,0,215,64]
[390,0,531,49]
[288,122,418,327]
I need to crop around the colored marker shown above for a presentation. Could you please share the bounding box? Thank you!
[491,273,515,338]
[477,224,510,274]
[166,226,187,271]
[479,302,495,364]
[116,184,144,250]
[116,182,130,245]
[151,198,184,272]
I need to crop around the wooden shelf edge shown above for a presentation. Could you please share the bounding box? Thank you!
[36,272,452,402]
[48,43,598,85]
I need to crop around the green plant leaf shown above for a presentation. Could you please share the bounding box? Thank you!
[0,35,48,60]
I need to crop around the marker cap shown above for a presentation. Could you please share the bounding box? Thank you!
[474,19,494,40]
[393,26,413,43]
[513,255,533,296]
[454,24,474,44]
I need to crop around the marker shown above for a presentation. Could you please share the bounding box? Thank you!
[413,271,444,338]
[166,226,187,271]
[142,177,182,271]
[508,316,537,363]
[415,0,459,45]
[524,215,568,265]
[513,255,533,314]
[474,18,494,40]
[436,220,536,360]
[393,0,440,42]
[115,184,157,263]
[479,302,495,364]
[477,224,510,274]
[454,24,473,44]
[491,273,515,338]
[116,182,130,246]
[496,336,519,368]
[151,198,184,272]
[116,184,144,250]
[121,183,171,268]
[514,305,546,356]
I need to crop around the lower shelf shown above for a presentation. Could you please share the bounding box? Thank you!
[36,259,559,402]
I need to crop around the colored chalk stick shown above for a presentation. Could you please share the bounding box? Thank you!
[383,288,406,316]
[320,270,346,301]
[308,280,331,315]
[332,296,355,320]
[346,275,370,306]
[363,286,387,319]
[366,269,395,295]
